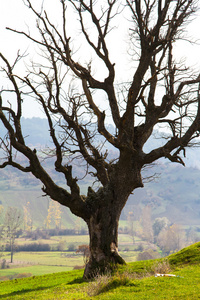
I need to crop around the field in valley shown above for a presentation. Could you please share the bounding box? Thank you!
[0,234,149,281]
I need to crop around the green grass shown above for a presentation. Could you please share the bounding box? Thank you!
[0,251,85,281]
[15,233,134,250]
[51,234,89,248]
[0,232,141,281]
[1,242,200,299]
[168,242,200,266]
[0,249,139,280]
[0,265,72,280]
[1,251,83,266]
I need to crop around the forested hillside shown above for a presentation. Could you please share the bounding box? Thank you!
[1,118,200,228]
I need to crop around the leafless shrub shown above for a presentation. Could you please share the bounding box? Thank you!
[73,265,84,270]
[76,244,90,265]
[1,259,9,269]
[87,270,138,296]
[15,273,32,279]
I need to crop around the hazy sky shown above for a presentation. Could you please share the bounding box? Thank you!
[0,0,129,118]
[1,0,200,118]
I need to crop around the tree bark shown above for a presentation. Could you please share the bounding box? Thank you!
[84,204,125,278]
[82,152,143,278]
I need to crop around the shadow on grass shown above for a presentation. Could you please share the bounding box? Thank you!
[100,278,137,293]
[0,286,55,299]
[0,275,86,298]
[87,276,138,297]
[68,277,86,285]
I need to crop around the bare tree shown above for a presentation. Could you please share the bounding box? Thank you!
[157,224,185,255]
[4,207,22,263]
[127,211,135,243]
[153,217,170,242]
[0,0,200,277]
[76,244,90,265]
[141,205,153,243]
[0,206,4,257]
[23,201,33,232]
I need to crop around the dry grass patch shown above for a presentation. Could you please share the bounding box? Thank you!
[151,260,171,275]
[86,270,140,297]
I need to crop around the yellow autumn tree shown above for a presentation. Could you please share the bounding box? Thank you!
[141,205,153,243]
[0,205,4,253]
[54,201,62,229]
[157,224,185,254]
[23,202,32,232]
[127,211,134,243]
[44,199,62,229]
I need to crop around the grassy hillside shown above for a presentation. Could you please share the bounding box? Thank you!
[1,242,200,299]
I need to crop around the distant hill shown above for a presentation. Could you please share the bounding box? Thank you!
[125,162,200,226]
[1,117,200,228]
[21,117,50,146]
[0,165,79,229]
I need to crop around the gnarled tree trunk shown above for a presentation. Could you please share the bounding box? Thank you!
[83,159,143,278]
[84,204,125,278]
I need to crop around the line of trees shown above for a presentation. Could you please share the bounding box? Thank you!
[127,206,199,256]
